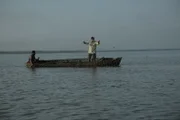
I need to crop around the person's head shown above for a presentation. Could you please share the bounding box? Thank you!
[32,50,36,55]
[91,37,95,41]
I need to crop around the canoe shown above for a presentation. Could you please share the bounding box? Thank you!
[26,57,122,68]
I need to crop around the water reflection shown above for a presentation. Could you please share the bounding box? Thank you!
[92,68,97,77]
[27,67,37,74]
[87,68,102,118]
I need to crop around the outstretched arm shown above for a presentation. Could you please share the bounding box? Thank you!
[83,41,89,45]
[95,40,100,45]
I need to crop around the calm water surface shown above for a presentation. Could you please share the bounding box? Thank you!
[0,50,180,120]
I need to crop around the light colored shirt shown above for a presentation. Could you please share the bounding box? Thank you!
[84,41,100,54]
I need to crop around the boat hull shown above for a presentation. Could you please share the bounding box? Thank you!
[26,57,122,68]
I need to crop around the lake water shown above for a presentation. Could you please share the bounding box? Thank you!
[0,50,180,120]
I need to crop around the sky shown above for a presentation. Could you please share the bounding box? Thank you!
[0,0,180,51]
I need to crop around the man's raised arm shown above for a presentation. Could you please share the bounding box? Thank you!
[83,41,89,45]
[95,40,100,45]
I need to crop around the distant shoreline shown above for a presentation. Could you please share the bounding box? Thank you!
[0,48,180,54]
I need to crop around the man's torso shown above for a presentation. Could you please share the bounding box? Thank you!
[88,41,97,54]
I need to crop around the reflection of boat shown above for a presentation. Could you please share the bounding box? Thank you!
[26,57,122,68]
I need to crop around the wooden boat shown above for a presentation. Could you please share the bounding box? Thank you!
[26,57,122,68]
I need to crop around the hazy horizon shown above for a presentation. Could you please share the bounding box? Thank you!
[0,0,180,51]
[0,48,180,54]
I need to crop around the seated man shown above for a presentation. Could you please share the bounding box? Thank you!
[28,50,39,64]
[83,37,100,62]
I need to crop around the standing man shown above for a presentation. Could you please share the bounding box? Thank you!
[83,37,100,62]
